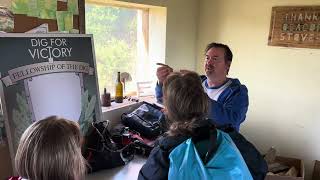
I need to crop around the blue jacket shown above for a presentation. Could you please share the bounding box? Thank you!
[155,76,249,131]
[138,121,252,180]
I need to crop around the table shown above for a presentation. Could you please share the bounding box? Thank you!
[86,156,147,180]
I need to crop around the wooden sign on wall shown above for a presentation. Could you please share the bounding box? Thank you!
[268,6,320,49]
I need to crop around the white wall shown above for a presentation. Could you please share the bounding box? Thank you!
[197,0,320,179]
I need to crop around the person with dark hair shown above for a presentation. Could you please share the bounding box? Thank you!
[10,116,86,180]
[155,42,248,131]
[138,72,252,180]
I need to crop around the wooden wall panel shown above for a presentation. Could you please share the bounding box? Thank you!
[268,6,320,49]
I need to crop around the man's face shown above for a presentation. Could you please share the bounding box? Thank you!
[204,47,231,79]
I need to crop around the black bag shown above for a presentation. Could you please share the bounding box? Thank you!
[82,121,134,173]
[111,123,156,157]
[121,102,166,139]
[219,125,268,180]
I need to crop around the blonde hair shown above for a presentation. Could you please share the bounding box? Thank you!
[15,116,86,180]
[163,72,208,136]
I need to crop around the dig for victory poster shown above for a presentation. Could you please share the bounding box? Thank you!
[0,34,101,165]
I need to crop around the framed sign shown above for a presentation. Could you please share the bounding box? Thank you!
[0,34,101,167]
[268,6,320,49]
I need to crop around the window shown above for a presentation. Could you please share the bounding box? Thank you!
[85,3,151,96]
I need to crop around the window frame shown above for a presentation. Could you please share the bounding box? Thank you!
[83,1,150,96]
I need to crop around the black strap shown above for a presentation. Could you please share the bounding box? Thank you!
[203,127,218,164]
[91,121,134,153]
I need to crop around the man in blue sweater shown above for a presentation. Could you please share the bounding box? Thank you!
[155,42,248,131]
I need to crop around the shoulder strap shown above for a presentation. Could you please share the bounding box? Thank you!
[203,127,218,164]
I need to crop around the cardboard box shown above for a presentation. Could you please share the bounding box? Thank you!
[265,156,304,180]
[0,143,13,179]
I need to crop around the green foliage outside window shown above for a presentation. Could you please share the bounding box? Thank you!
[86,4,138,95]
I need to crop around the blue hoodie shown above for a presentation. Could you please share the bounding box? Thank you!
[155,76,249,131]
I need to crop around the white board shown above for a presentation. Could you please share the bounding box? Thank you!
[25,72,82,122]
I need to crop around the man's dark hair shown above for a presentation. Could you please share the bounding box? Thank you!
[205,42,233,62]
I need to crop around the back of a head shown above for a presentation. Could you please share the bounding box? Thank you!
[15,116,86,180]
[163,72,208,136]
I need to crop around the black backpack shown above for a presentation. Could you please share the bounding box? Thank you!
[219,126,268,180]
[121,102,166,139]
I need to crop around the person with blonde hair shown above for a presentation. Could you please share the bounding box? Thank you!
[11,116,86,180]
[138,71,252,180]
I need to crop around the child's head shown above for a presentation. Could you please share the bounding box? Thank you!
[15,116,86,180]
[163,71,208,136]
